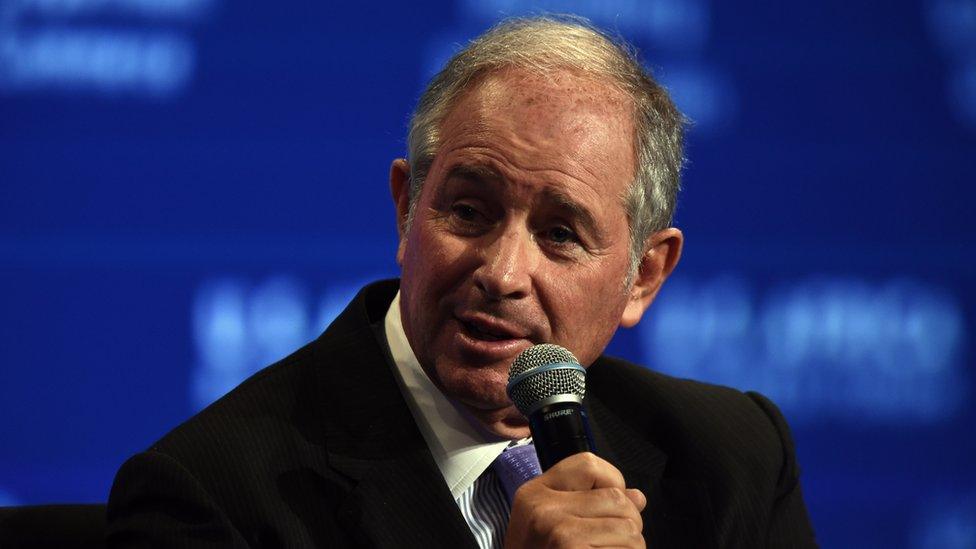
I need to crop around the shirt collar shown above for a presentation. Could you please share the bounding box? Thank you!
[384,291,511,500]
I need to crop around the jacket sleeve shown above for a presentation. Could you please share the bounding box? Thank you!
[746,391,819,548]
[106,449,250,549]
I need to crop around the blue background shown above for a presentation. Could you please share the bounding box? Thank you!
[1,0,974,546]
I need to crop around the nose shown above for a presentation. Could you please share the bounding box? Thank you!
[473,227,536,301]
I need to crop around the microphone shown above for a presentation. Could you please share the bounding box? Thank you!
[506,343,595,471]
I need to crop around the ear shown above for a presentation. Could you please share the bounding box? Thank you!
[390,158,412,265]
[619,228,683,328]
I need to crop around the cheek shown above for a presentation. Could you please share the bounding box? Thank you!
[544,264,630,363]
[401,225,476,309]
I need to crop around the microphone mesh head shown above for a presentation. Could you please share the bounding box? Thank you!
[507,344,585,415]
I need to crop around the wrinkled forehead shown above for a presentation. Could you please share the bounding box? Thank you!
[438,68,637,182]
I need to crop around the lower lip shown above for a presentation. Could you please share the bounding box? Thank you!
[453,320,531,361]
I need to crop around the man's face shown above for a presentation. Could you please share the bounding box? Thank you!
[394,69,653,434]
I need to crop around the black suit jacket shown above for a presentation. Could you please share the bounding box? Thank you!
[107,279,816,548]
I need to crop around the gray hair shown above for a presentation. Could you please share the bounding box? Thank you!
[406,15,686,274]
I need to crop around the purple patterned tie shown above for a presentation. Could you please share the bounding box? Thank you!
[492,443,542,504]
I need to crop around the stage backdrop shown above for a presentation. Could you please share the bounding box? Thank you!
[2,1,974,546]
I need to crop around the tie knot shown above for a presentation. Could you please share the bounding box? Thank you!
[491,443,542,504]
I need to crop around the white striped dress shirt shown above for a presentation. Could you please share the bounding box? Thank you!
[457,466,511,548]
[384,291,522,548]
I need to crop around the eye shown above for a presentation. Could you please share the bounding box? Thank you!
[544,225,578,245]
[447,202,492,234]
[452,204,480,222]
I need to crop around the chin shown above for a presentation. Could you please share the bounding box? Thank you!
[438,364,512,411]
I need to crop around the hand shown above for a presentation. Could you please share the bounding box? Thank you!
[504,452,646,548]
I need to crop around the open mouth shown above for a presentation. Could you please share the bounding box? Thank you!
[460,319,513,342]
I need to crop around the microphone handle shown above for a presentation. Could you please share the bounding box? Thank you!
[528,401,596,471]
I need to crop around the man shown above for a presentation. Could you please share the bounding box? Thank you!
[108,17,816,548]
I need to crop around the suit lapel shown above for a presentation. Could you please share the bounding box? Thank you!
[329,440,476,548]
[313,283,477,548]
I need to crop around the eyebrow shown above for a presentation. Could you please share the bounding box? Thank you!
[541,187,602,239]
[444,163,603,239]
[445,164,505,186]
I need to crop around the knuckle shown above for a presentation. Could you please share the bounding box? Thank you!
[548,522,578,548]
[580,451,600,467]
[525,507,545,532]
[580,453,602,476]
[530,502,559,533]
[632,513,644,532]
[606,487,627,506]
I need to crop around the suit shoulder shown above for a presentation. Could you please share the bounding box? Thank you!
[588,355,763,422]
[148,339,327,476]
[587,355,792,478]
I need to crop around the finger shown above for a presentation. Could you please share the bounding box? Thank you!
[541,452,627,491]
[626,488,647,511]
[536,487,644,524]
[555,516,644,548]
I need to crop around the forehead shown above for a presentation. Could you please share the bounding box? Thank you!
[433,68,637,200]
